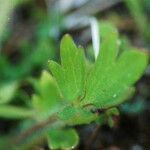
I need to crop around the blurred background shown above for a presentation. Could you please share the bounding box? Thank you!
[0,0,150,149]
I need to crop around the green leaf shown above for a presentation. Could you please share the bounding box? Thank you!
[40,71,61,104]
[106,107,119,127]
[100,21,119,40]
[32,71,62,120]
[48,23,147,118]
[106,107,119,116]
[47,128,79,150]
[59,106,97,125]
[0,81,18,104]
[81,24,148,108]
[97,107,119,127]
[49,34,86,101]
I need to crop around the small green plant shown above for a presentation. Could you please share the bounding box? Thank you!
[0,22,148,150]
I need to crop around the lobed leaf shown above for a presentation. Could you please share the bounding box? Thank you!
[48,23,148,114]
[81,23,148,108]
[49,34,86,102]
[32,71,62,120]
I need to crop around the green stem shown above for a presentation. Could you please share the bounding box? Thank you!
[0,105,34,119]
[125,0,150,41]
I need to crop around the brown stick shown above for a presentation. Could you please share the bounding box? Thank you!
[11,114,58,147]
[85,125,100,150]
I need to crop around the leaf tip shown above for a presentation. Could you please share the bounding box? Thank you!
[61,34,73,44]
